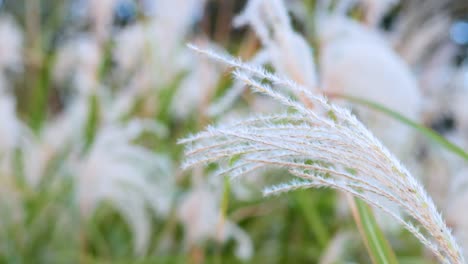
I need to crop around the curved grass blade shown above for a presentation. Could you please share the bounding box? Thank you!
[330,93,468,161]
[349,196,399,264]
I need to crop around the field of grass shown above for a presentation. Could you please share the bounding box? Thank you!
[0,0,467,263]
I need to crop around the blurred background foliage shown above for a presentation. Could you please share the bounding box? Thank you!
[0,0,466,263]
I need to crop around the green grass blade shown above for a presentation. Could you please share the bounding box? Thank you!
[350,197,399,264]
[333,94,468,161]
[293,190,329,248]
[84,94,100,152]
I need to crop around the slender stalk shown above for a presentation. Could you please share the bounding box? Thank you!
[293,190,329,248]
[348,196,399,264]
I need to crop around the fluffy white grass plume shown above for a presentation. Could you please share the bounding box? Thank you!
[41,98,89,151]
[113,24,147,75]
[0,95,23,157]
[179,46,465,264]
[74,120,174,255]
[53,35,101,95]
[0,103,173,256]
[151,0,206,49]
[87,0,117,42]
[112,0,208,97]
[0,94,33,184]
[207,50,270,117]
[318,16,422,157]
[149,0,207,71]
[208,0,318,116]
[234,0,317,88]
[0,20,29,176]
[178,183,253,260]
[0,15,23,74]
[170,40,223,119]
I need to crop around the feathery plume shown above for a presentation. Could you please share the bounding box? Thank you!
[318,16,422,157]
[53,35,101,96]
[205,0,317,115]
[178,183,253,260]
[180,46,465,264]
[74,120,174,255]
[87,0,117,42]
[234,0,317,89]
[0,15,23,74]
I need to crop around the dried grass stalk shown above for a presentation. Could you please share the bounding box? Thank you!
[180,46,465,264]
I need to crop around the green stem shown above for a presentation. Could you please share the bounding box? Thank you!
[84,94,100,152]
[331,93,468,161]
[349,196,399,264]
[293,191,329,248]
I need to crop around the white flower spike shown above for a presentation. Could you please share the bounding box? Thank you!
[180,46,465,264]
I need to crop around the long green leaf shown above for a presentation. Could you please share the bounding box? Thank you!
[349,196,399,264]
[333,94,468,161]
[293,190,329,248]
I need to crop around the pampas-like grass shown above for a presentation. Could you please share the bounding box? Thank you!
[180,46,465,264]
[75,120,174,255]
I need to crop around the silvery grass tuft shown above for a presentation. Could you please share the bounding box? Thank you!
[179,46,465,264]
